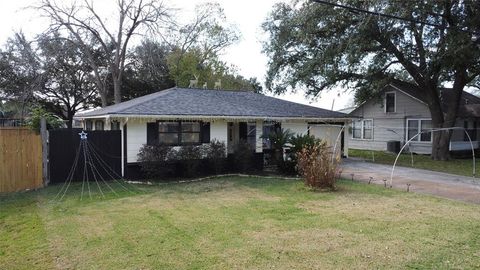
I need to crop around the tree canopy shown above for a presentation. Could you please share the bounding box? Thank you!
[37,0,171,106]
[0,32,97,128]
[264,0,480,98]
[263,0,480,160]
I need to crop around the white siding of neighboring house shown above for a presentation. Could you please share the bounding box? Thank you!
[450,119,480,151]
[349,89,432,154]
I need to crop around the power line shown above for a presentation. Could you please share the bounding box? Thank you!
[310,0,480,36]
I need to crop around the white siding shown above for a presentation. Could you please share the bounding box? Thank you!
[309,124,344,157]
[126,121,147,163]
[125,119,230,162]
[283,121,308,136]
[255,120,263,153]
[211,120,228,154]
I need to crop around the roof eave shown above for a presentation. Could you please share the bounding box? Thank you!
[74,113,351,122]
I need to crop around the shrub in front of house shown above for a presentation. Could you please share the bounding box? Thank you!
[137,141,228,179]
[281,134,322,175]
[233,140,255,173]
[137,144,176,178]
[296,140,339,190]
[204,139,227,174]
[177,145,203,178]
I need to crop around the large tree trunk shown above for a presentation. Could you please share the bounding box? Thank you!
[428,88,451,161]
[431,129,452,161]
[99,92,108,107]
[428,71,466,160]
[113,76,122,104]
[66,109,74,129]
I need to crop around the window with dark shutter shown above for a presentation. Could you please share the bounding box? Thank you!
[147,122,158,145]
[201,122,210,143]
[156,121,203,146]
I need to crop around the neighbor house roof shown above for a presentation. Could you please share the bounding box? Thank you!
[350,80,480,118]
[388,80,480,106]
[77,87,347,120]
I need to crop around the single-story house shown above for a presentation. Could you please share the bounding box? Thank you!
[75,87,350,176]
[348,81,480,154]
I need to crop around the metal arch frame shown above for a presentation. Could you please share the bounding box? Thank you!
[389,127,476,187]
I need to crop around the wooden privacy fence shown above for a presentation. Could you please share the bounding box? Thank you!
[0,127,43,193]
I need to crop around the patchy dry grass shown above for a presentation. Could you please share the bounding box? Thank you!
[1,177,480,269]
[349,148,476,177]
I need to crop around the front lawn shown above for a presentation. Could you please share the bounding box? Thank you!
[349,148,476,177]
[1,177,480,269]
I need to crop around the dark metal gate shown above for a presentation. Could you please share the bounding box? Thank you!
[49,129,121,184]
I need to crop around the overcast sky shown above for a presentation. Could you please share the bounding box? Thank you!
[0,0,353,110]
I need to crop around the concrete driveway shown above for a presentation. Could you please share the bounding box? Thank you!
[341,159,480,204]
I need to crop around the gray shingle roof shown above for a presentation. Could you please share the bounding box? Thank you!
[349,81,480,118]
[78,87,347,119]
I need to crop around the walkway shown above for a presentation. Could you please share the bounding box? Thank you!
[341,159,480,204]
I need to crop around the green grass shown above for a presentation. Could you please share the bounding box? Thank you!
[2,177,480,269]
[349,148,476,177]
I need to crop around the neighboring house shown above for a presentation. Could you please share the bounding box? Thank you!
[349,81,480,154]
[75,87,350,176]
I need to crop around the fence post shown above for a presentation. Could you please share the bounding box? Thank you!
[40,118,49,186]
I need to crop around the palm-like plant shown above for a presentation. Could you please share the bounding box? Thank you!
[262,128,294,165]
[262,128,294,150]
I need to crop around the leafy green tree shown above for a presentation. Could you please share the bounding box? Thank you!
[26,106,64,132]
[167,47,262,91]
[166,2,240,86]
[121,40,175,100]
[37,34,97,128]
[263,0,480,160]
[0,32,41,117]
[0,32,97,128]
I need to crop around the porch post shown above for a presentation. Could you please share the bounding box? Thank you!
[120,121,125,177]
[255,120,263,153]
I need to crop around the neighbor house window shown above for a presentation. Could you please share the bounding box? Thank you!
[352,120,362,139]
[385,92,396,113]
[158,121,201,145]
[95,120,104,131]
[407,119,431,142]
[474,122,478,141]
[464,121,477,141]
[352,119,373,140]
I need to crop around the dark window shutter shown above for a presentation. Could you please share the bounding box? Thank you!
[147,122,158,145]
[239,122,247,140]
[201,122,210,143]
